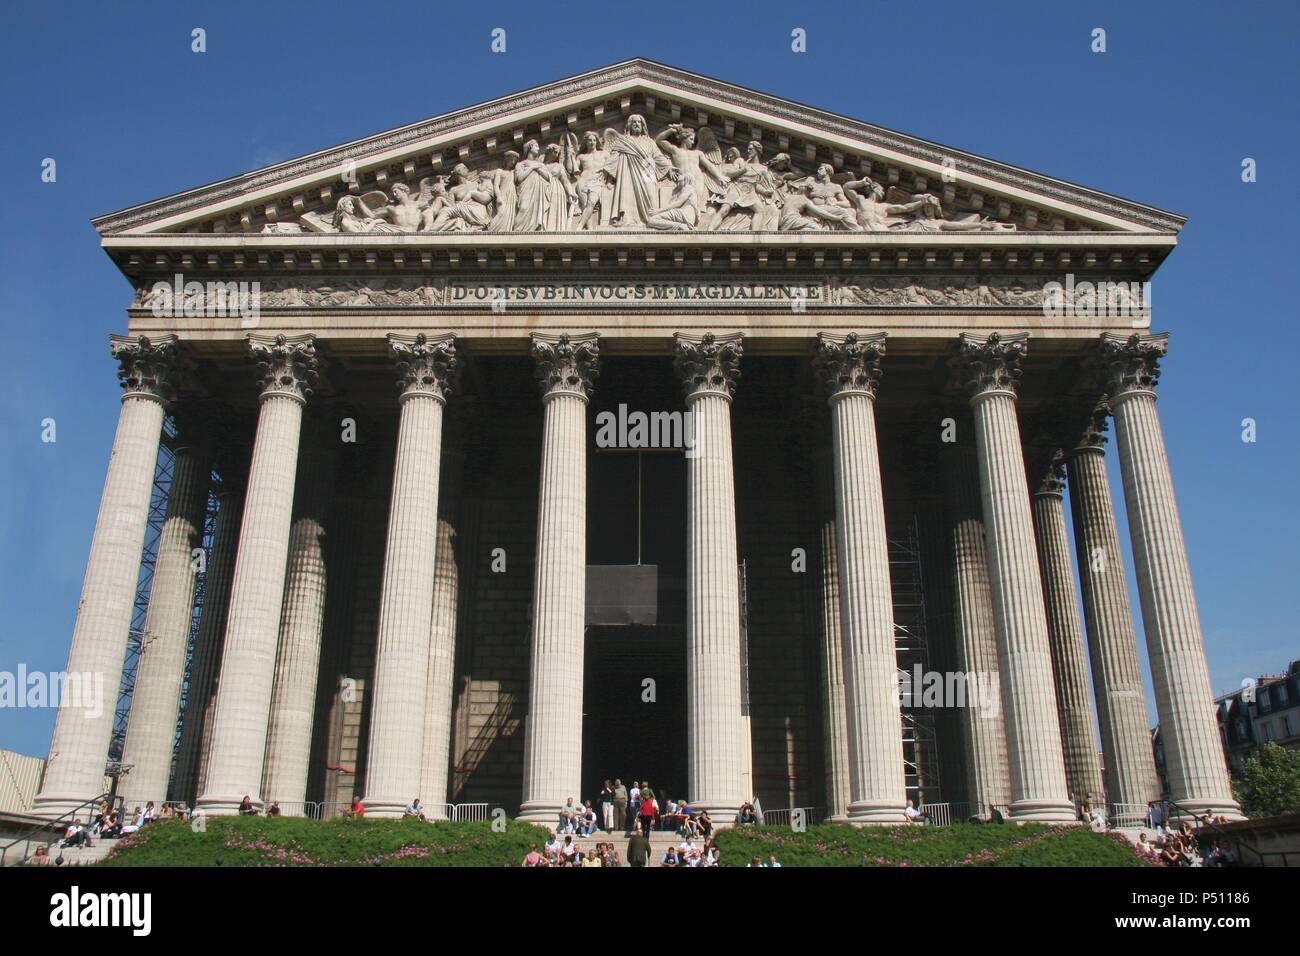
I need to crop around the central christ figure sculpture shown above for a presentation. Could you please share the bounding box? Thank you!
[602,113,672,228]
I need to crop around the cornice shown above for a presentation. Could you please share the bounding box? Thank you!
[91,59,1185,238]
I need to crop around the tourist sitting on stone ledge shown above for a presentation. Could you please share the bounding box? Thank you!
[238,795,257,816]
[266,801,283,818]
[558,796,580,834]
[735,803,758,826]
[62,822,92,848]
[521,843,544,867]
[544,831,563,856]
[403,798,425,821]
[600,841,621,867]
[341,797,365,818]
[560,834,578,863]
[578,800,598,835]
[904,800,931,824]
[661,846,681,868]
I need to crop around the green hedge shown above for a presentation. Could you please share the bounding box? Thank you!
[714,823,1149,867]
[97,816,551,867]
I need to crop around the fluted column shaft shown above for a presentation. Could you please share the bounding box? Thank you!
[673,332,747,818]
[34,335,179,819]
[814,332,906,824]
[956,333,1075,822]
[1031,463,1105,810]
[363,333,458,817]
[171,485,243,804]
[940,445,1011,812]
[420,445,466,819]
[262,432,338,810]
[197,334,318,815]
[1067,424,1161,810]
[814,447,852,821]
[1102,332,1239,818]
[518,332,599,822]
[833,393,907,822]
[119,432,212,808]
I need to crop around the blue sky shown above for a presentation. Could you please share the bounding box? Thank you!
[1,0,1296,758]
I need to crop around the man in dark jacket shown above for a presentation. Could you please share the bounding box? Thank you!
[627,830,650,867]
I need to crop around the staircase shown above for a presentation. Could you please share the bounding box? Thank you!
[564,830,698,867]
[27,838,121,867]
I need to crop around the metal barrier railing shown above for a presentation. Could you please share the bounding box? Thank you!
[1109,803,1148,829]
[921,802,951,826]
[452,802,492,822]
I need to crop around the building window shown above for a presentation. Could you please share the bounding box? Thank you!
[1277,683,1289,705]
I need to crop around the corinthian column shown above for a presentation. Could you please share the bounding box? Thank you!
[421,435,468,820]
[813,332,906,824]
[1100,332,1240,819]
[811,441,851,822]
[518,333,599,823]
[33,335,180,818]
[261,412,340,810]
[119,404,213,809]
[170,472,244,806]
[939,441,1012,814]
[953,332,1074,822]
[197,334,319,815]
[673,332,748,819]
[1067,404,1161,810]
[1031,452,1104,810]
[362,334,459,817]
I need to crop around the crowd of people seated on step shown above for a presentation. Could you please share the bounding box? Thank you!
[1133,820,1237,867]
[521,835,623,867]
[557,780,718,839]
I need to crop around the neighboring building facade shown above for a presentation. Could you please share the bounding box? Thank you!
[32,60,1240,826]
[1214,660,1300,776]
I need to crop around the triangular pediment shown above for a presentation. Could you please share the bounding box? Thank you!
[94,59,1183,241]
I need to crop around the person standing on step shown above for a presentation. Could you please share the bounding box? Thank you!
[612,779,628,833]
[599,779,615,832]
[627,828,650,868]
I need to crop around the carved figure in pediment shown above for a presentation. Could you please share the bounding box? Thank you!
[779,179,859,232]
[355,180,436,231]
[655,124,727,215]
[602,114,672,227]
[565,130,611,231]
[842,176,931,231]
[332,194,401,234]
[703,141,780,231]
[800,164,861,231]
[485,150,521,232]
[644,172,700,231]
[513,140,554,231]
[422,164,493,232]
[541,143,578,231]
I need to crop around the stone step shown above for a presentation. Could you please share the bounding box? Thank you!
[29,838,121,867]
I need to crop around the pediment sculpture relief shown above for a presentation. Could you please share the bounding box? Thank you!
[268,116,1016,236]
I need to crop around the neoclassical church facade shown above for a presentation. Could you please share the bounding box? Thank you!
[34,60,1238,826]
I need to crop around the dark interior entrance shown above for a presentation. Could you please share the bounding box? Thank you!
[583,361,689,805]
[581,625,688,805]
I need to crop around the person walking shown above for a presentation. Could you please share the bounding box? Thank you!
[627,781,642,834]
[638,788,658,837]
[627,829,650,868]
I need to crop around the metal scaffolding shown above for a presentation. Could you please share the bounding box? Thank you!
[107,419,218,784]
[890,516,941,805]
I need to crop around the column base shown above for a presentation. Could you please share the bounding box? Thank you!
[847,801,909,826]
[361,797,413,819]
[29,792,104,822]
[194,794,263,817]
[825,813,850,824]
[516,800,563,826]
[689,800,744,827]
[1009,798,1079,823]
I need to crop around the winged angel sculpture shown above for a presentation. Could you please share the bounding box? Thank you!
[275,118,1018,235]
